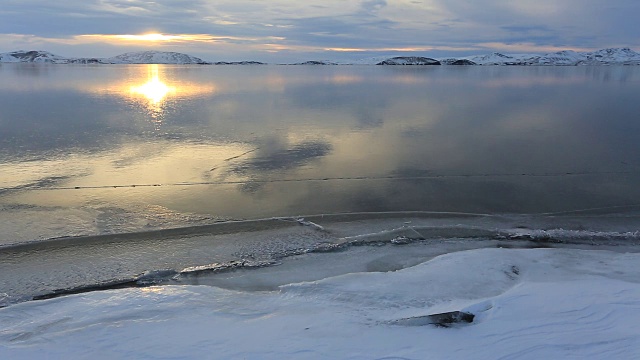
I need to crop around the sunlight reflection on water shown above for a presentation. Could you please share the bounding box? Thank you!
[1,65,640,242]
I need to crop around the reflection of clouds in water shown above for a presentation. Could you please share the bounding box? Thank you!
[271,172,640,216]
[232,140,332,174]
[285,81,391,128]
[0,66,220,160]
[390,167,435,178]
[0,175,75,196]
[3,66,640,221]
[4,63,56,77]
[225,138,333,194]
[0,90,124,156]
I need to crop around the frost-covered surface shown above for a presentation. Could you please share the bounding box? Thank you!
[1,248,639,359]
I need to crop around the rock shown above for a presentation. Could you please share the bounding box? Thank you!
[450,59,477,65]
[291,60,338,65]
[377,56,441,65]
[390,311,475,327]
[212,61,265,65]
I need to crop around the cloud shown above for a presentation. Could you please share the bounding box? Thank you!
[0,0,639,60]
[77,34,285,45]
[361,0,388,13]
[429,0,640,48]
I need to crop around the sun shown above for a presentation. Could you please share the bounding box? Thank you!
[78,33,229,44]
[130,65,176,105]
[131,76,173,104]
[115,33,181,42]
[136,33,176,41]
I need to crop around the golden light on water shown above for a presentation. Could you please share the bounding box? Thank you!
[127,65,177,127]
[130,65,176,105]
[79,64,217,129]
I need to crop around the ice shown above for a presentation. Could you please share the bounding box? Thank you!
[1,248,639,359]
[3,212,640,307]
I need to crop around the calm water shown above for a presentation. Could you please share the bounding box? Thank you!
[3,64,640,304]
[1,64,640,244]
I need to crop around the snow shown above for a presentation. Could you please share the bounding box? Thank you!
[1,48,639,65]
[346,55,397,65]
[465,48,640,65]
[376,56,440,65]
[586,48,640,64]
[1,248,639,359]
[0,50,208,64]
[104,51,207,64]
[467,52,525,65]
[0,50,68,64]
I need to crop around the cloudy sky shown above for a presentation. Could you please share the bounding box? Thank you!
[1,0,638,62]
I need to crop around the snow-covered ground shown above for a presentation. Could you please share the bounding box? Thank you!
[1,247,639,359]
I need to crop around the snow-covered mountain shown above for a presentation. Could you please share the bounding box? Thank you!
[103,51,207,64]
[463,48,640,66]
[350,48,639,66]
[525,50,585,65]
[212,61,265,65]
[440,59,477,65]
[0,50,209,64]
[1,48,639,65]
[289,60,339,65]
[584,48,640,65]
[376,56,440,65]
[464,52,526,65]
[346,56,398,65]
[0,50,69,64]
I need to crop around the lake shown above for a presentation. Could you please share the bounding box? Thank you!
[2,64,640,244]
[2,64,640,304]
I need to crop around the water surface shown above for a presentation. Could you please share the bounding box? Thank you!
[1,64,640,243]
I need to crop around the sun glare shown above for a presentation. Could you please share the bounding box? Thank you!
[118,33,180,41]
[80,64,217,129]
[131,76,173,103]
[130,65,175,104]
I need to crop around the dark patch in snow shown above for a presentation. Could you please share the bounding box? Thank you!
[390,311,475,327]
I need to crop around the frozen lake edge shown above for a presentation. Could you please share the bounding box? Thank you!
[1,246,639,359]
[2,211,640,307]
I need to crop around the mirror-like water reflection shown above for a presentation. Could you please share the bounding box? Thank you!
[1,64,640,243]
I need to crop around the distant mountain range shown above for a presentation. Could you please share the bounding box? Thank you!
[0,50,208,64]
[1,48,639,66]
[460,48,640,66]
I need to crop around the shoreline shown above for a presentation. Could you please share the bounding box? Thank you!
[2,211,640,307]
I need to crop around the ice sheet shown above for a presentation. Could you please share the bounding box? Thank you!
[1,248,639,359]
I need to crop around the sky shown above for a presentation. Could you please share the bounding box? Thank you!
[0,0,639,62]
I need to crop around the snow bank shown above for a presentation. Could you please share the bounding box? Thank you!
[1,248,639,359]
